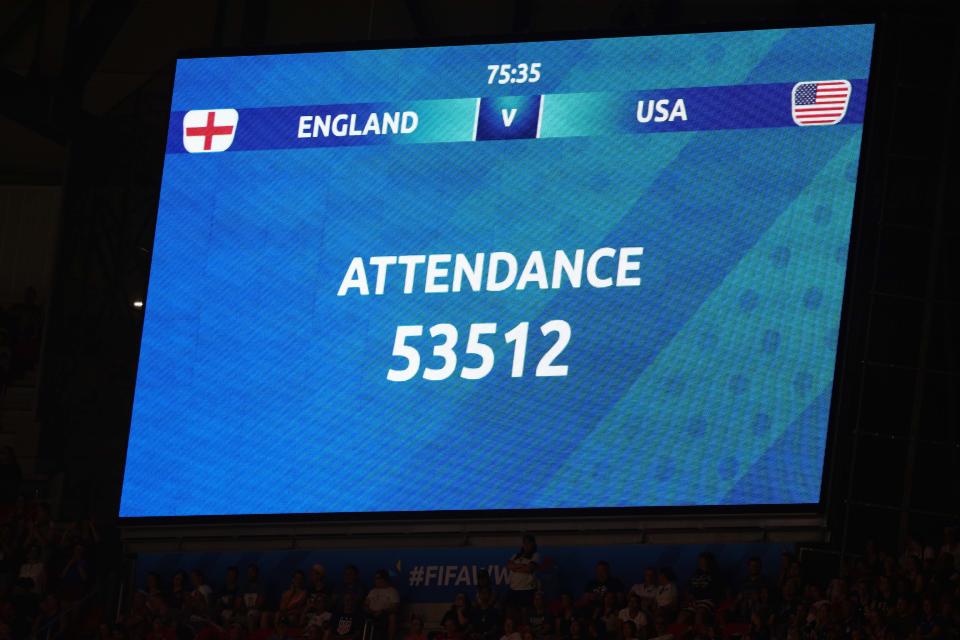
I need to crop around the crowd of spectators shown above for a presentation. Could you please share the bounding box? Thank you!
[1,452,959,640]
[105,563,397,640]
[2,448,959,640]
[0,491,101,639]
[83,530,959,640]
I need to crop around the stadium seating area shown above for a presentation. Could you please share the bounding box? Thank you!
[1,492,957,640]
[0,497,104,639]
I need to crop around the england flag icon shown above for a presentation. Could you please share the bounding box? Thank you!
[182,109,239,153]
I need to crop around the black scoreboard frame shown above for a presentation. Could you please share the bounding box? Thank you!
[118,13,885,547]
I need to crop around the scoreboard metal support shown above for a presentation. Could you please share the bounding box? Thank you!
[120,511,828,553]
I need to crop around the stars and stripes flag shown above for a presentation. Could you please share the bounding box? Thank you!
[791,80,852,126]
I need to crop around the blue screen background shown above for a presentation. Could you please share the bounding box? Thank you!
[120,25,875,516]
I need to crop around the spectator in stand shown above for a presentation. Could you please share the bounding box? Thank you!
[901,534,925,571]
[32,593,61,639]
[581,561,625,612]
[0,531,14,593]
[146,595,173,632]
[23,503,55,550]
[239,564,265,629]
[4,497,27,546]
[404,615,428,640]
[121,590,150,639]
[736,557,765,620]
[877,573,896,612]
[506,534,540,617]
[554,592,576,638]
[777,552,798,595]
[340,564,368,607]
[146,614,176,640]
[438,616,465,640]
[500,616,522,640]
[141,571,164,600]
[476,569,500,610]
[442,593,472,631]
[689,552,721,608]
[332,592,365,640]
[264,617,291,640]
[770,579,797,638]
[5,578,35,637]
[302,594,333,629]
[667,608,694,638]
[170,570,189,611]
[746,611,770,640]
[693,605,719,640]
[586,620,602,640]
[620,620,638,640]
[654,568,677,617]
[186,569,213,619]
[941,526,959,570]
[309,564,331,600]
[96,623,124,640]
[619,593,648,639]
[276,569,308,626]
[59,513,100,550]
[303,590,333,630]
[303,564,331,628]
[217,566,241,623]
[527,591,553,639]
[18,545,45,594]
[920,596,947,637]
[59,542,91,601]
[470,586,501,640]
[597,590,620,637]
[366,569,400,640]
[566,618,585,640]
[308,623,328,640]
[862,540,881,576]
[629,568,659,616]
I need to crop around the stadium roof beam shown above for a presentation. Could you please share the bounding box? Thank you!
[58,0,136,109]
[0,0,44,58]
[0,0,134,142]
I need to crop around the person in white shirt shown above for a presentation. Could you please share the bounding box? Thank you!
[188,569,214,619]
[506,534,540,612]
[365,569,400,640]
[629,567,659,614]
[655,568,678,613]
[618,593,649,634]
[18,546,46,594]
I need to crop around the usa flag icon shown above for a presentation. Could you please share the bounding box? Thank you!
[182,109,239,153]
[791,80,851,126]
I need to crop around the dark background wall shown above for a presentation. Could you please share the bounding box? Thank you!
[0,0,956,555]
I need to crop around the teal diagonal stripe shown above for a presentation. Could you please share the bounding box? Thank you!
[534,131,862,507]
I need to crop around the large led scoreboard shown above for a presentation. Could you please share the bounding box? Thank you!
[119,24,876,518]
